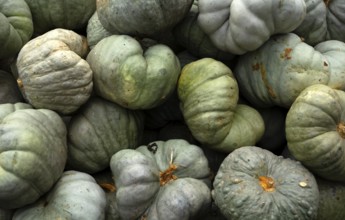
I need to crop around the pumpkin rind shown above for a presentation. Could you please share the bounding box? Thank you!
[86,12,113,50]
[286,84,345,182]
[86,35,181,110]
[0,108,67,209]
[16,28,93,115]
[110,139,211,220]
[213,146,319,220]
[12,170,106,220]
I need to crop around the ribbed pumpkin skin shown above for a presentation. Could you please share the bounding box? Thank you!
[0,102,32,121]
[12,170,106,220]
[213,146,319,220]
[97,0,193,37]
[286,84,345,183]
[197,0,306,55]
[234,33,345,108]
[67,96,144,174]
[178,58,264,152]
[86,35,181,110]
[110,139,211,220]
[316,177,345,220]
[0,0,33,60]
[16,28,93,115]
[86,12,112,50]
[0,108,67,209]
[24,0,96,34]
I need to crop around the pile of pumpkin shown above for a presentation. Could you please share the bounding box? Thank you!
[1,0,345,219]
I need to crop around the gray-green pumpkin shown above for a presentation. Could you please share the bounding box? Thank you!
[16,28,93,115]
[0,70,23,104]
[0,0,33,60]
[286,84,345,183]
[0,107,67,209]
[86,34,181,110]
[213,146,319,220]
[24,0,96,35]
[178,58,264,152]
[12,170,106,220]
[66,96,144,174]
[234,33,345,108]
[86,11,113,50]
[110,139,212,220]
[96,0,193,37]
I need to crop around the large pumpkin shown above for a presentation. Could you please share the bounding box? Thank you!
[16,28,93,115]
[86,34,181,110]
[110,139,212,220]
[286,84,345,183]
[213,146,319,220]
[0,106,67,209]
[197,0,306,55]
[178,58,264,152]
[12,170,106,220]
[96,0,193,37]
[234,33,345,108]
[66,96,144,174]
[0,0,33,60]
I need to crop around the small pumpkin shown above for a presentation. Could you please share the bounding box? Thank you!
[286,84,345,183]
[12,170,107,220]
[110,139,212,220]
[197,0,306,54]
[66,96,144,174]
[16,28,93,115]
[0,107,67,209]
[86,34,181,110]
[213,146,319,220]
[0,0,33,60]
[178,58,264,152]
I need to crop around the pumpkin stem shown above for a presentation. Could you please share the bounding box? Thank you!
[258,176,275,192]
[99,183,116,193]
[160,150,178,186]
[337,122,345,138]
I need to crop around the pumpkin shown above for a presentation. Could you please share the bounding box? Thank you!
[0,102,32,120]
[178,58,264,152]
[286,84,345,183]
[173,0,236,61]
[110,139,212,220]
[294,0,345,46]
[66,96,144,174]
[16,28,93,115]
[24,0,96,35]
[234,33,345,108]
[86,34,181,110]
[197,0,306,55]
[0,70,23,104]
[0,107,67,209]
[12,170,106,220]
[0,0,33,60]
[96,0,193,37]
[213,146,319,220]
[86,12,113,50]
[316,177,345,220]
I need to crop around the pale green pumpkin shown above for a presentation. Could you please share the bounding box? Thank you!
[0,0,33,60]
[178,58,264,152]
[286,84,345,183]
[197,0,306,55]
[86,35,181,110]
[0,107,67,209]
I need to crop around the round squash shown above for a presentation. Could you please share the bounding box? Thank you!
[24,0,96,35]
[110,139,212,220]
[86,34,181,110]
[16,28,93,115]
[96,0,193,37]
[213,146,319,220]
[234,33,345,108]
[0,107,67,209]
[0,70,23,104]
[178,58,264,152]
[66,96,144,174]
[286,84,345,183]
[197,0,306,55]
[12,170,106,220]
[0,0,33,60]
